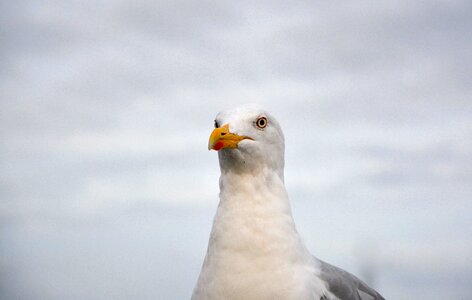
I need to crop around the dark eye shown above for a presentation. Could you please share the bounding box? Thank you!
[214,120,219,128]
[255,116,267,129]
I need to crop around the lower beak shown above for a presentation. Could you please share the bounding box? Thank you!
[208,124,252,151]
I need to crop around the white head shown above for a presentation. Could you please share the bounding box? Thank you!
[208,104,285,178]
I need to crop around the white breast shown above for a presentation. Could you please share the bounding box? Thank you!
[192,171,330,300]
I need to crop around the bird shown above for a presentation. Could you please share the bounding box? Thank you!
[192,104,384,300]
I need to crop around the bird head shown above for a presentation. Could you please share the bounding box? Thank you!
[208,104,285,176]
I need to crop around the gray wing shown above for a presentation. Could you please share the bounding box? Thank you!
[318,259,385,300]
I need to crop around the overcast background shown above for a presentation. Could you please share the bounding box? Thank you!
[1,0,472,299]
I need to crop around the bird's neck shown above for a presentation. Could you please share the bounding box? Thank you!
[211,168,309,261]
[193,169,318,299]
[193,169,326,300]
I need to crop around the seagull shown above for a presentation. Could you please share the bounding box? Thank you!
[192,105,384,300]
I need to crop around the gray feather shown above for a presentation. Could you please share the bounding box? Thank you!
[318,259,385,300]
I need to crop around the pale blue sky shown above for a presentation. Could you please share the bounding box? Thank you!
[1,1,472,299]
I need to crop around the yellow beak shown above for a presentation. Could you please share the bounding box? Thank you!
[208,124,252,151]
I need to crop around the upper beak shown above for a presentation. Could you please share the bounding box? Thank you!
[208,124,252,151]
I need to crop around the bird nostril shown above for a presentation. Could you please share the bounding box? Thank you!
[221,132,227,136]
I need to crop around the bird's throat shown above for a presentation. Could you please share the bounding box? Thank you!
[217,170,308,260]
[194,170,315,299]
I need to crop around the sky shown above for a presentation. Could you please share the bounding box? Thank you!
[1,0,472,299]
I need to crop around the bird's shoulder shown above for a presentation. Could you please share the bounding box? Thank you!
[317,259,385,300]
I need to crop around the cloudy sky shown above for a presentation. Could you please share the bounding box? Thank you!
[1,0,472,299]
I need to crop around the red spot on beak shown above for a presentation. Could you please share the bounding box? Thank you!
[213,141,224,151]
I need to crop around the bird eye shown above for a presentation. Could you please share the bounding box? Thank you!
[255,116,267,129]
[214,120,219,128]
